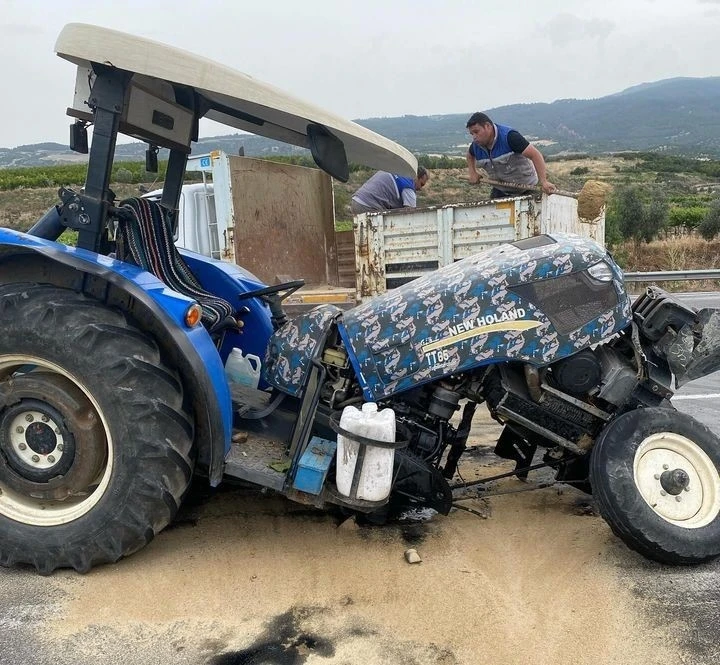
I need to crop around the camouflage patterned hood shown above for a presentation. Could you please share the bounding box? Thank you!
[339,233,632,401]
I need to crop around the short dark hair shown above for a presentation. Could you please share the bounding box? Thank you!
[466,112,492,128]
[417,165,428,179]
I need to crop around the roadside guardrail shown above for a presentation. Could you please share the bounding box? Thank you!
[624,270,720,282]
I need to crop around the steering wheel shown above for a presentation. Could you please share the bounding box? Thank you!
[237,279,305,302]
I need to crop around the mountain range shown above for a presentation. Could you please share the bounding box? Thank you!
[2,76,720,168]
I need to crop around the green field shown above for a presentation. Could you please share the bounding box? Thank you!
[2,153,720,277]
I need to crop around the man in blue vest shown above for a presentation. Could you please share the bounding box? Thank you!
[465,112,556,198]
[350,167,429,214]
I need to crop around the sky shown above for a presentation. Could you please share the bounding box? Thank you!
[1,0,719,149]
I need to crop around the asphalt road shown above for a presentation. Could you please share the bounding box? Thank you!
[658,293,720,428]
[2,291,720,665]
[632,293,720,665]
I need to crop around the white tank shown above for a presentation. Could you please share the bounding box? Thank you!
[224,348,261,390]
[336,402,396,502]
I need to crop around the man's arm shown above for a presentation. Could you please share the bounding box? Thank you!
[466,150,480,184]
[522,144,556,194]
[401,188,417,207]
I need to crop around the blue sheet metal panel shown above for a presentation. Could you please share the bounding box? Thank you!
[180,249,275,367]
[293,436,337,495]
[0,229,234,455]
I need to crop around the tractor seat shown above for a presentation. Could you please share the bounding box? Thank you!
[114,197,235,332]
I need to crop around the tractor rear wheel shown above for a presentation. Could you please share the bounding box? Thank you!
[0,284,194,573]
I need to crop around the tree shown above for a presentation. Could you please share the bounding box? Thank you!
[115,168,134,184]
[605,186,667,247]
[608,186,644,243]
[698,198,720,240]
[668,206,708,229]
[643,192,668,243]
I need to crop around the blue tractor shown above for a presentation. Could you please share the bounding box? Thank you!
[2,24,720,574]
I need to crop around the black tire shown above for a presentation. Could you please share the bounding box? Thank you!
[590,407,720,564]
[0,284,194,573]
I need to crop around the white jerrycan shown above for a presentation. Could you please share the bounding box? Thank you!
[336,402,396,502]
[224,348,261,389]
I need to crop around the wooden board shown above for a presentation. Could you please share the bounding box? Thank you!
[229,157,337,286]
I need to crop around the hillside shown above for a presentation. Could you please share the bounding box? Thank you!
[360,77,720,158]
[2,155,720,288]
[2,77,720,168]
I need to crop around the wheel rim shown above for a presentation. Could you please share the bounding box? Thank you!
[0,355,113,526]
[634,432,720,528]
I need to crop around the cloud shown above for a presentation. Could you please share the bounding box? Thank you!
[542,13,616,47]
[0,23,44,37]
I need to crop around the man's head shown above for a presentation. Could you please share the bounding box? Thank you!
[415,165,429,190]
[466,112,495,148]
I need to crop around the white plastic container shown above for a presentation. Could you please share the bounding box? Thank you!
[224,348,261,389]
[336,402,396,502]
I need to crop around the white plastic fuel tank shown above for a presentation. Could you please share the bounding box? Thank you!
[336,402,396,502]
[224,348,261,389]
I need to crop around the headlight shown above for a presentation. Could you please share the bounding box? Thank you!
[587,261,614,282]
[185,303,203,327]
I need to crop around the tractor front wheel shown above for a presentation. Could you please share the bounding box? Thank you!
[590,407,720,564]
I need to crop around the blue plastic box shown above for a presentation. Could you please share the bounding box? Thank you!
[293,436,337,495]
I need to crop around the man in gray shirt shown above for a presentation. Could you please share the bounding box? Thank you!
[350,167,429,214]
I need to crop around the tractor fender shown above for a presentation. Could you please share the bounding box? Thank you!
[0,230,232,485]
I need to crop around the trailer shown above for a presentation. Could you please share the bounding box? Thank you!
[166,152,605,305]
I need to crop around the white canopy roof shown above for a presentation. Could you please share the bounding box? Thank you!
[55,23,417,177]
